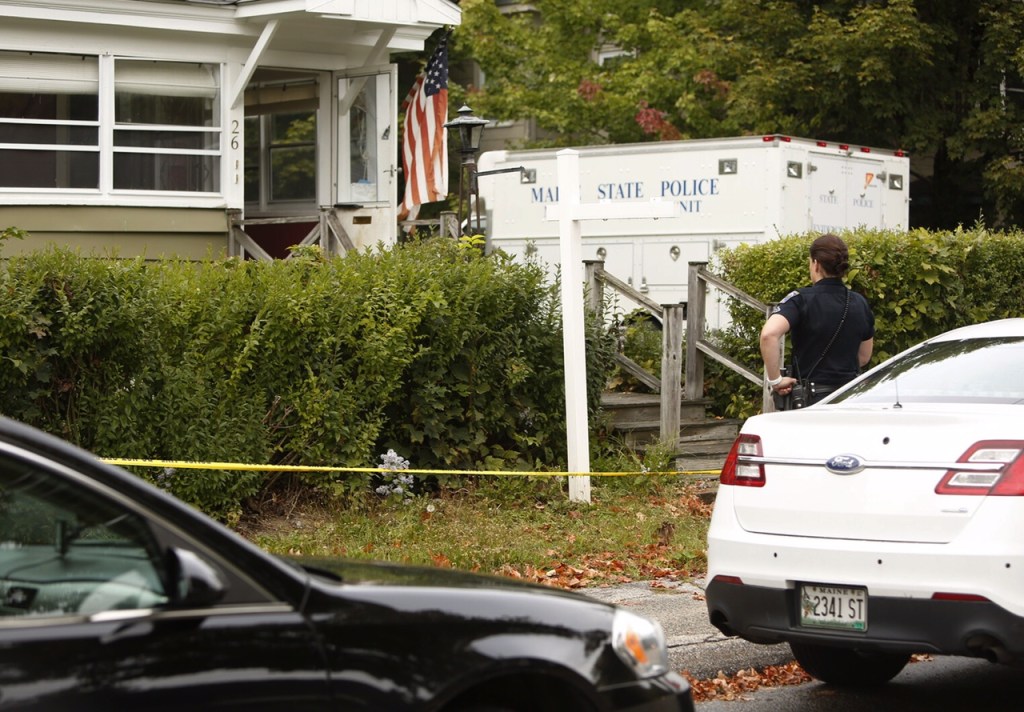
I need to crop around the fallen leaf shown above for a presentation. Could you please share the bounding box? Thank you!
[683,661,811,702]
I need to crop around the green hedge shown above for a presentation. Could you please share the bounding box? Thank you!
[0,239,615,518]
[709,226,1024,417]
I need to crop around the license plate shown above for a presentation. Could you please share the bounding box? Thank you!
[799,584,867,631]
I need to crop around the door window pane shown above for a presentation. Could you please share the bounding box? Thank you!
[347,78,378,201]
[338,72,391,205]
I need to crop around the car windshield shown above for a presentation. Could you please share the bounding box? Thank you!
[831,336,1024,406]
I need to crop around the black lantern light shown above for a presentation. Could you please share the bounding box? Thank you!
[444,105,488,235]
[445,104,488,157]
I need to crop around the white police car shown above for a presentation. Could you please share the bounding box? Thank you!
[706,319,1024,685]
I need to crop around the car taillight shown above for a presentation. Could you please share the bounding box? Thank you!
[720,434,765,487]
[935,441,1024,496]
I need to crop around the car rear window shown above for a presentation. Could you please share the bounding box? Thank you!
[832,337,1024,405]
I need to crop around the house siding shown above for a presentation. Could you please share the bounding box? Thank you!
[0,206,230,260]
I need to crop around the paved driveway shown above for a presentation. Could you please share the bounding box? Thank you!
[584,578,794,678]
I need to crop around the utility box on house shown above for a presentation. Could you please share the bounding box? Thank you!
[477,134,909,324]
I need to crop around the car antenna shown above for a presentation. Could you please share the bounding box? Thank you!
[893,378,902,409]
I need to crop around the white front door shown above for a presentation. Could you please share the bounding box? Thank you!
[336,69,397,207]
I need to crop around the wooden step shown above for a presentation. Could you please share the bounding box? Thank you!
[613,418,741,449]
[601,391,710,425]
[600,391,739,471]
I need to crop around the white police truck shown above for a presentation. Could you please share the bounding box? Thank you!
[476,134,910,324]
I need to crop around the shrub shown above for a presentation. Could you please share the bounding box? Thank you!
[0,239,617,519]
[709,225,1024,416]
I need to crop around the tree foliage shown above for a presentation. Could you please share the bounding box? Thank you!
[456,0,1024,228]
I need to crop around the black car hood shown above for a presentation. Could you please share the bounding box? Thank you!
[290,555,617,648]
[287,555,604,603]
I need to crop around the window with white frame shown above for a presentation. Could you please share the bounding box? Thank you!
[0,51,99,189]
[113,59,221,192]
[243,70,318,212]
[0,50,221,194]
[594,43,636,68]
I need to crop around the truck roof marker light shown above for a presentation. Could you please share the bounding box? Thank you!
[860,147,871,153]
[816,141,827,147]
[895,149,906,157]
[779,136,791,142]
[762,136,775,142]
[839,144,850,151]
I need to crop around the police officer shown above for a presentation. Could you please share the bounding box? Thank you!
[761,233,874,406]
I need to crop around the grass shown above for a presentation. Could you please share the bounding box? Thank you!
[238,475,715,589]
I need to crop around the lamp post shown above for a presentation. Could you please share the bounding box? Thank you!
[444,104,488,235]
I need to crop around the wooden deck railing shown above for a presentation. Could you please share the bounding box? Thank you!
[587,259,776,442]
[686,262,776,414]
[228,207,357,261]
[228,209,460,261]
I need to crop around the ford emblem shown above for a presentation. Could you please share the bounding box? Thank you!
[825,454,865,475]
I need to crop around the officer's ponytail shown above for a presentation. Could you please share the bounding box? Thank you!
[810,233,850,277]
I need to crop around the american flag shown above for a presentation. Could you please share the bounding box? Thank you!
[398,33,449,220]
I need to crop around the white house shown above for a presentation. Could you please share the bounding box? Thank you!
[0,0,460,259]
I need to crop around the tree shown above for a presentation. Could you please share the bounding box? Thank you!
[453,0,690,146]
[455,0,1024,229]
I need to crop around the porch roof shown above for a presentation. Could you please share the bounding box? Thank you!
[3,0,460,59]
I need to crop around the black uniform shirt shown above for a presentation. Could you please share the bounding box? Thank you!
[772,277,875,385]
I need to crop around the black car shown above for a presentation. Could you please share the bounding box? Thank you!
[0,418,693,711]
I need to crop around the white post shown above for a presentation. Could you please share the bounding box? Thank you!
[545,153,679,504]
[556,149,591,504]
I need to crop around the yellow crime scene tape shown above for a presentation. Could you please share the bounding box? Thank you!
[101,458,721,478]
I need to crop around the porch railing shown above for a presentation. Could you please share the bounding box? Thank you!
[399,211,460,238]
[230,208,462,261]
[227,207,358,261]
[587,259,776,442]
[685,262,776,414]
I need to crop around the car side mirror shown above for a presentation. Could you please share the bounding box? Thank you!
[168,547,228,607]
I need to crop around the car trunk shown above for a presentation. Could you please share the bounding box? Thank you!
[731,405,1015,544]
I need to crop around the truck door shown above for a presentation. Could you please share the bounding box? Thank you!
[584,240,636,291]
[808,153,886,231]
[640,239,710,309]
